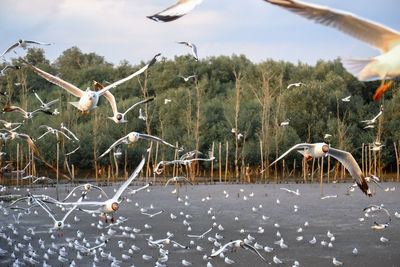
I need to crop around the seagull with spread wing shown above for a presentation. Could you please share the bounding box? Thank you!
[208,240,266,262]
[97,132,181,160]
[21,53,160,114]
[287,82,306,89]
[33,91,59,111]
[57,148,149,222]
[177,41,198,60]
[262,142,371,197]
[3,105,53,119]
[37,125,71,141]
[1,39,53,58]
[0,65,20,76]
[147,0,203,22]
[263,0,400,101]
[179,75,197,82]
[361,106,383,125]
[0,129,39,156]
[0,120,23,129]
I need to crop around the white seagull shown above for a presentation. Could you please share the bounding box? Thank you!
[21,53,160,113]
[0,65,20,76]
[3,105,53,119]
[262,143,371,196]
[97,132,181,160]
[179,75,197,82]
[208,240,266,262]
[361,107,383,125]
[34,92,59,111]
[147,0,203,22]
[263,0,400,101]
[1,39,53,58]
[177,41,198,60]
[287,82,306,89]
[341,95,351,102]
[165,176,193,186]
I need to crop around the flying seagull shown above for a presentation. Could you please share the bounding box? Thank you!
[177,41,198,60]
[262,142,371,197]
[208,240,266,262]
[97,132,181,160]
[263,0,400,101]
[179,75,196,82]
[361,107,383,125]
[33,92,59,111]
[147,0,203,22]
[21,53,160,113]
[0,120,23,129]
[0,65,20,76]
[0,129,39,155]
[1,39,53,58]
[287,82,306,89]
[3,106,53,119]
[341,96,351,102]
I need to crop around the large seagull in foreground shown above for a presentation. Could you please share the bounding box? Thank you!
[147,0,203,22]
[263,0,400,101]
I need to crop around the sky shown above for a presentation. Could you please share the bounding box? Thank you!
[0,0,399,66]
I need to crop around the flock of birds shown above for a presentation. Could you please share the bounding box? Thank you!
[0,0,399,266]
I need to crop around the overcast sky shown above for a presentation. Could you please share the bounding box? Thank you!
[0,0,398,66]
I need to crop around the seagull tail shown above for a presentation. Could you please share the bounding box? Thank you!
[341,58,380,81]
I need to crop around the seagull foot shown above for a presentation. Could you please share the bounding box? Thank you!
[373,80,393,101]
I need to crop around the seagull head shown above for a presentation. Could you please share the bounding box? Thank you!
[54,221,63,230]
[322,144,329,153]
[111,202,119,211]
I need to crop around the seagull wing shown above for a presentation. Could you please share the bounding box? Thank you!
[191,43,198,60]
[97,135,130,160]
[22,59,83,97]
[97,54,160,96]
[32,196,57,223]
[34,92,46,106]
[123,97,154,116]
[112,148,149,201]
[24,40,53,46]
[138,133,177,149]
[327,147,371,196]
[372,110,383,122]
[147,0,203,22]
[17,133,39,156]
[0,42,19,57]
[3,106,28,117]
[45,98,60,107]
[263,143,312,171]
[209,240,237,257]
[263,0,400,52]
[243,243,267,262]
[30,109,53,117]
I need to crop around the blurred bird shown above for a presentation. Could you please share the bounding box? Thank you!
[0,65,20,76]
[341,95,351,102]
[147,0,203,22]
[287,82,306,89]
[3,105,53,119]
[34,91,59,111]
[1,39,53,58]
[177,41,198,60]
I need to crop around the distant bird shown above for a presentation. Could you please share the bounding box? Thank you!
[187,227,212,239]
[208,240,266,262]
[262,143,371,196]
[324,134,332,139]
[22,54,160,113]
[0,120,23,129]
[147,0,203,22]
[138,108,146,121]
[180,150,202,160]
[332,257,343,266]
[263,0,400,101]
[280,119,290,127]
[11,160,31,175]
[37,125,71,141]
[0,129,39,155]
[33,92,59,111]
[165,176,193,187]
[280,187,300,196]
[177,41,198,60]
[62,183,108,202]
[164,98,172,104]
[341,95,351,102]
[0,65,20,76]
[361,107,383,125]
[1,39,53,58]
[153,156,214,175]
[179,75,196,82]
[3,106,53,119]
[370,144,385,152]
[60,123,79,141]
[363,125,375,129]
[287,82,306,89]
[97,132,181,160]
[0,91,7,96]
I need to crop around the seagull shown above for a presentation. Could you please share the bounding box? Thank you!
[263,0,400,101]
[280,119,290,127]
[141,210,163,218]
[74,240,107,254]
[97,132,181,160]
[180,150,202,160]
[0,129,39,155]
[0,120,23,129]
[341,95,351,102]
[165,176,193,186]
[280,187,300,196]
[3,105,53,119]
[0,65,20,76]
[324,134,332,139]
[262,143,371,196]
[33,92,59,111]
[60,123,79,141]
[138,108,146,121]
[371,144,385,152]
[153,156,214,175]
[62,184,108,202]
[361,107,383,125]
[332,257,343,266]
[109,97,153,123]
[187,227,213,239]
[11,160,31,175]
[21,53,160,113]
[177,41,198,60]
[164,98,172,104]
[147,0,203,22]
[321,195,337,199]
[179,75,196,82]
[287,82,306,89]
[1,39,53,58]
[208,240,266,262]
[57,148,149,222]
[37,125,71,141]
